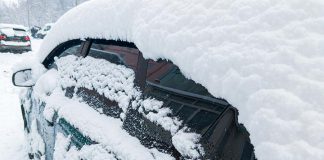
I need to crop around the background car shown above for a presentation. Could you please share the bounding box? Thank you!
[29,26,41,38]
[13,39,255,160]
[35,23,53,39]
[0,23,31,53]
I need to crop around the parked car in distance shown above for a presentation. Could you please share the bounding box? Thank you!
[30,26,41,38]
[0,23,31,53]
[13,38,255,160]
[35,23,53,39]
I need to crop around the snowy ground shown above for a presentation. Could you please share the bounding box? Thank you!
[0,39,42,159]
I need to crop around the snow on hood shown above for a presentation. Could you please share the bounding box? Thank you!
[37,0,324,159]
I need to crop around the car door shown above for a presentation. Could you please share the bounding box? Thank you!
[50,39,148,159]
[27,40,84,160]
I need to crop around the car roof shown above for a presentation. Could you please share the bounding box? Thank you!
[0,23,27,31]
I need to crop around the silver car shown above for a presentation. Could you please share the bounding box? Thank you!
[0,23,32,53]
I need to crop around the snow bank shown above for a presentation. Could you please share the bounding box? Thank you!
[36,0,324,159]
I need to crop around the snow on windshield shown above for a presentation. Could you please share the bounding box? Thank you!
[36,0,324,159]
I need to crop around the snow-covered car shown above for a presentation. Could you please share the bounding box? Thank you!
[30,26,41,38]
[35,23,53,39]
[12,1,256,160]
[0,23,31,53]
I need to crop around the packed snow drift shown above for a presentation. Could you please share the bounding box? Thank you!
[19,0,324,159]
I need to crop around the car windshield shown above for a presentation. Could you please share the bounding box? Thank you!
[0,28,15,37]
[13,29,27,36]
[146,60,213,98]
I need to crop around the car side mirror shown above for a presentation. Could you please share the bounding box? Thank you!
[12,69,35,87]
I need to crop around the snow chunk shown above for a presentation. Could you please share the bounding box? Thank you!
[34,69,59,97]
[172,128,204,159]
[54,133,117,160]
[56,55,138,113]
[138,98,181,135]
[27,120,45,158]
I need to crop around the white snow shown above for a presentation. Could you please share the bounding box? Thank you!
[27,120,46,158]
[137,98,182,135]
[56,55,139,114]
[40,55,202,158]
[0,38,42,159]
[35,0,324,159]
[0,28,15,36]
[0,23,27,31]
[45,88,173,160]
[172,128,204,159]
[54,132,117,160]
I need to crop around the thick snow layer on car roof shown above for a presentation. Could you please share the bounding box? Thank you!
[37,0,324,159]
[0,23,27,31]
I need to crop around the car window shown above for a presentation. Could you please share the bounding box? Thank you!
[87,40,140,72]
[58,44,82,58]
[60,40,141,119]
[144,60,228,134]
[0,28,15,37]
[13,29,27,36]
[146,59,213,97]
[47,40,82,68]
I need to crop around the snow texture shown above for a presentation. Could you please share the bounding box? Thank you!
[137,98,182,135]
[172,128,204,159]
[45,88,173,160]
[54,133,117,160]
[43,55,202,158]
[27,120,46,158]
[32,0,324,159]
[56,55,138,114]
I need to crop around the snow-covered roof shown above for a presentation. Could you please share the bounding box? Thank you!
[37,0,324,159]
[0,23,27,31]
